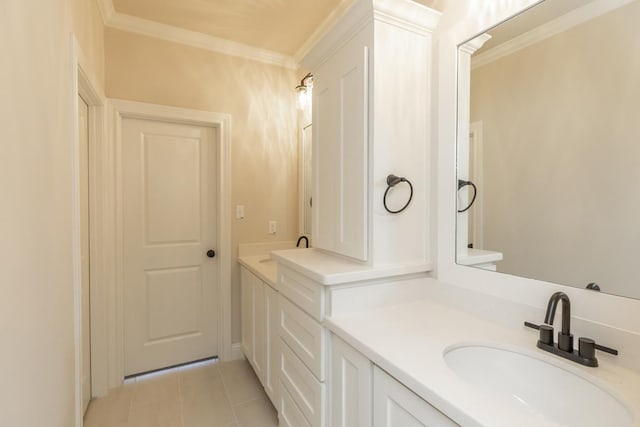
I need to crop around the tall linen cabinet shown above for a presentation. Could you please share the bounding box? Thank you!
[302,0,440,267]
[275,1,442,426]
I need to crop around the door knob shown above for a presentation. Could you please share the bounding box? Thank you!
[206,249,216,258]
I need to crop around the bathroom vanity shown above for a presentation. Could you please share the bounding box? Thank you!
[239,262,280,407]
[243,247,640,426]
[324,282,640,426]
[237,0,640,425]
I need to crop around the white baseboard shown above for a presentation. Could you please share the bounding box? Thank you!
[230,342,245,361]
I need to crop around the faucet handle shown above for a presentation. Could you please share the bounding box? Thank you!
[578,338,596,359]
[578,337,618,363]
[524,321,540,330]
[524,321,554,345]
[539,324,554,346]
[595,343,618,356]
[579,337,619,360]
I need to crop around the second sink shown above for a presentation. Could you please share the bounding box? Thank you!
[443,343,633,426]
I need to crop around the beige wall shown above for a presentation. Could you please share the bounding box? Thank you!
[1,0,82,425]
[105,29,299,343]
[71,0,105,85]
[470,2,640,299]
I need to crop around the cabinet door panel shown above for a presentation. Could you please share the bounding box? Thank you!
[240,268,253,361]
[253,278,265,382]
[331,335,372,427]
[313,27,370,261]
[373,367,458,427]
[264,283,279,407]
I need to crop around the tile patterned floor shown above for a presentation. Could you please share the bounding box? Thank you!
[84,359,278,427]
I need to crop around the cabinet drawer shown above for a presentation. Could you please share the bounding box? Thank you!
[279,296,325,381]
[280,339,325,427]
[278,266,324,321]
[280,379,312,427]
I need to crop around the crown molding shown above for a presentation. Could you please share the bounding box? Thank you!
[294,0,356,65]
[372,0,441,37]
[460,33,491,56]
[97,0,297,69]
[472,0,635,70]
[460,33,491,55]
[300,0,441,70]
[96,0,115,22]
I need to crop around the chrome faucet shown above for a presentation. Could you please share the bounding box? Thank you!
[524,292,618,367]
[296,235,309,248]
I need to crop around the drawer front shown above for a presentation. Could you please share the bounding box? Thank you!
[279,296,325,380]
[280,339,325,427]
[278,266,324,321]
[280,379,312,427]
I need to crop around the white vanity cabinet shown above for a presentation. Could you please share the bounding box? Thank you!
[373,367,458,427]
[240,268,258,374]
[331,335,373,427]
[302,0,440,266]
[263,283,279,402]
[331,334,459,427]
[240,266,279,408]
[277,265,328,427]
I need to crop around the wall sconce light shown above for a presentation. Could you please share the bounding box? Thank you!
[296,73,313,110]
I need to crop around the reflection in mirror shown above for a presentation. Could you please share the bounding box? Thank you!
[456,0,640,300]
[301,123,312,236]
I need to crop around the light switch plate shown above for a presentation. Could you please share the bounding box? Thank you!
[236,205,245,219]
[268,221,277,234]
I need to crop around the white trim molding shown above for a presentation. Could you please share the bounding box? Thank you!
[71,34,110,425]
[231,342,246,361]
[96,0,115,23]
[472,0,636,69]
[301,0,441,71]
[110,99,233,387]
[97,0,296,69]
[294,0,358,64]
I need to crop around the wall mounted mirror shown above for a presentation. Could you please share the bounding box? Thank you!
[456,0,640,300]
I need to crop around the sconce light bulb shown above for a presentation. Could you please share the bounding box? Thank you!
[296,85,308,109]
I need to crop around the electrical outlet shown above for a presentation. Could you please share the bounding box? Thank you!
[236,205,245,219]
[268,221,277,234]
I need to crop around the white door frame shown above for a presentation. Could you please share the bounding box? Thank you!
[110,99,232,387]
[71,35,109,426]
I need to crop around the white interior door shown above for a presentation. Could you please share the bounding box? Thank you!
[122,117,218,376]
[78,95,91,414]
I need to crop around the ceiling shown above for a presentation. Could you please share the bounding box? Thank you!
[111,0,442,57]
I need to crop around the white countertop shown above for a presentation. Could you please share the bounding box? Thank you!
[271,248,432,285]
[457,248,503,266]
[238,254,277,286]
[326,297,640,427]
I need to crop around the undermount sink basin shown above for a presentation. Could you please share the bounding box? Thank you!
[444,344,634,426]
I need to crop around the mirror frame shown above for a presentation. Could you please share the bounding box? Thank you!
[434,0,640,335]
